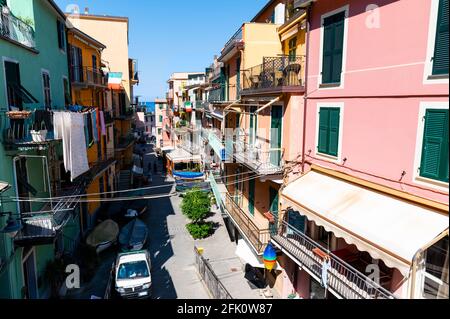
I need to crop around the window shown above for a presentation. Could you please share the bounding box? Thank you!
[57,20,66,52]
[318,107,341,157]
[432,0,449,76]
[42,71,51,109]
[321,11,346,85]
[158,128,162,135]
[69,45,83,82]
[419,109,449,183]
[159,115,163,123]
[63,77,70,106]
[288,37,297,61]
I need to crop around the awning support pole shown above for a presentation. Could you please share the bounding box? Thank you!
[254,95,282,114]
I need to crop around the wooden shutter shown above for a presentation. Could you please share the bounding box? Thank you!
[318,108,330,154]
[328,108,341,156]
[322,11,346,84]
[433,0,449,75]
[420,109,449,182]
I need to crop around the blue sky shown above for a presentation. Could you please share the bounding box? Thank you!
[55,0,269,101]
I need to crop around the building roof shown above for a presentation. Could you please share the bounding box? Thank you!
[68,27,107,49]
[251,0,278,22]
[66,13,129,23]
[155,99,168,103]
[47,0,67,20]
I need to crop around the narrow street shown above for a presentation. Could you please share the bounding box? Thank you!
[140,144,210,299]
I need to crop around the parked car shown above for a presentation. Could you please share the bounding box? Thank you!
[114,250,152,299]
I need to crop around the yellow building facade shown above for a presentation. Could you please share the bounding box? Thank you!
[67,28,116,218]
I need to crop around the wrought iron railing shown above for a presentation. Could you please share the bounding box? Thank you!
[194,246,233,299]
[70,66,107,87]
[222,26,243,56]
[225,193,271,255]
[0,5,35,48]
[231,139,284,175]
[208,85,226,103]
[272,221,396,299]
[116,133,134,149]
[2,112,58,147]
[242,55,306,92]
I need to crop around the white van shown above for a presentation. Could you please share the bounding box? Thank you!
[114,250,152,299]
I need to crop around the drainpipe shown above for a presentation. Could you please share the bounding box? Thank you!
[301,4,313,174]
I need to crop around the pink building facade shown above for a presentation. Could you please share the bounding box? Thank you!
[275,0,448,300]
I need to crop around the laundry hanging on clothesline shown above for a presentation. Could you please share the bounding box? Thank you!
[53,111,90,181]
[100,111,106,137]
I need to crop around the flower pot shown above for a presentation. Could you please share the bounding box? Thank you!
[31,130,47,142]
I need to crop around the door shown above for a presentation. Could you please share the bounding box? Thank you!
[269,187,279,234]
[270,105,283,167]
[22,248,38,299]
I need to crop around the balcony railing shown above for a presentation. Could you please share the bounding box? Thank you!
[208,85,226,103]
[180,139,201,155]
[116,133,134,150]
[0,5,36,49]
[70,66,107,87]
[231,139,284,175]
[15,183,85,247]
[242,56,306,94]
[2,112,60,150]
[114,108,134,120]
[272,221,396,299]
[222,26,243,57]
[225,193,271,255]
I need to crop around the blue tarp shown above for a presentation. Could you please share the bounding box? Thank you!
[173,171,204,179]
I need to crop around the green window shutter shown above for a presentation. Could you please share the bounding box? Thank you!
[433,0,449,75]
[420,109,449,182]
[322,11,346,84]
[318,109,330,154]
[248,178,255,216]
[318,107,341,156]
[328,108,341,156]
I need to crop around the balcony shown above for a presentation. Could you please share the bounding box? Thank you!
[232,140,284,175]
[224,193,271,255]
[0,5,36,49]
[221,26,243,59]
[180,139,201,155]
[272,221,397,299]
[115,133,135,151]
[14,183,85,247]
[208,84,227,103]
[114,108,134,120]
[242,56,306,96]
[70,66,108,88]
[2,111,61,151]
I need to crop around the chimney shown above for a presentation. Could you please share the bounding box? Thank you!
[84,7,89,15]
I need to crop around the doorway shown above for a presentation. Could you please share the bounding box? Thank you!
[22,247,38,299]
